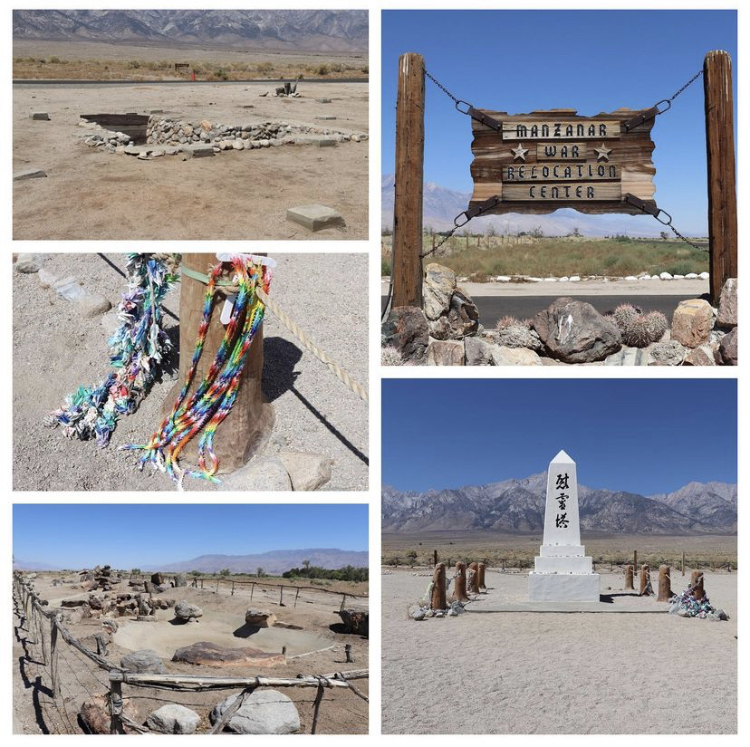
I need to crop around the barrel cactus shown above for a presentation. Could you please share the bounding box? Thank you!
[613,305,668,347]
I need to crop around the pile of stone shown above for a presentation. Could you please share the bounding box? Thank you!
[174,600,203,623]
[79,115,367,158]
[88,565,121,592]
[382,263,738,367]
[336,608,369,637]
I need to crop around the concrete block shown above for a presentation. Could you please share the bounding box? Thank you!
[30,112,50,121]
[528,572,600,602]
[286,204,345,232]
[180,144,215,158]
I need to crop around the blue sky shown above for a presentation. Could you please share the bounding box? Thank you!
[382,379,737,495]
[13,504,368,569]
[382,9,737,235]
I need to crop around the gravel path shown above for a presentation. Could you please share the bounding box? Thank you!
[382,569,737,734]
[13,253,368,491]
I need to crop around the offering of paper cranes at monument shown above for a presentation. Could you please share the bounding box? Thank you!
[12,504,369,734]
[12,253,368,492]
[12,9,369,240]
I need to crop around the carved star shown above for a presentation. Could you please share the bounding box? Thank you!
[511,143,529,161]
[595,144,612,162]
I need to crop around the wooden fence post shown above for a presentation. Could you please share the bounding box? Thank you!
[681,551,685,577]
[657,565,672,602]
[625,565,634,590]
[451,562,469,603]
[392,52,425,309]
[294,587,300,608]
[231,581,235,596]
[431,563,447,610]
[691,570,705,601]
[161,253,273,472]
[704,50,737,302]
[433,550,438,567]
[109,672,125,734]
[279,586,284,607]
[50,614,60,699]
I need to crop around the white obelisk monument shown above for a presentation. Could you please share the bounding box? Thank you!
[528,450,600,602]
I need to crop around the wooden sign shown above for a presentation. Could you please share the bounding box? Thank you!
[469,108,656,215]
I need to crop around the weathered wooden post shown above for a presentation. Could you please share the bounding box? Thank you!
[704,50,737,302]
[478,562,487,590]
[657,565,672,602]
[433,550,438,567]
[430,563,447,610]
[451,561,469,603]
[279,586,285,607]
[633,551,638,574]
[109,672,125,734]
[231,581,235,596]
[691,570,705,601]
[161,253,273,472]
[392,53,425,309]
[50,614,60,699]
[639,564,651,596]
[468,562,480,595]
[681,551,685,577]
[625,564,635,590]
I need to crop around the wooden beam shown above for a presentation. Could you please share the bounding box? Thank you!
[392,52,425,309]
[704,50,737,301]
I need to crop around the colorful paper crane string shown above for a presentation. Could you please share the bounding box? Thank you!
[124,255,272,487]
[47,254,177,446]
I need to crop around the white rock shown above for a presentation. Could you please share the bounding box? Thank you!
[495,275,511,283]
[673,274,685,280]
[218,456,292,492]
[210,690,300,734]
[569,276,581,282]
[624,275,638,281]
[699,272,710,280]
[559,276,570,282]
[685,273,699,279]
[146,704,201,735]
[659,272,673,280]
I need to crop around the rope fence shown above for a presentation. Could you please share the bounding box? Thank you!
[13,573,368,735]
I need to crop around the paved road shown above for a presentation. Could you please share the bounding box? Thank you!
[382,294,700,327]
[13,77,367,86]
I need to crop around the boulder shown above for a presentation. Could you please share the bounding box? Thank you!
[683,346,716,366]
[210,690,300,734]
[381,306,429,364]
[671,299,715,348]
[495,325,543,351]
[336,608,369,637]
[174,601,203,622]
[218,456,292,492]
[464,336,493,365]
[426,339,465,366]
[719,327,737,365]
[649,340,687,366]
[604,347,654,366]
[173,641,284,668]
[79,695,138,734]
[532,298,621,363]
[431,288,479,340]
[423,263,456,321]
[151,573,164,586]
[146,704,201,734]
[490,346,543,366]
[716,278,737,328]
[277,450,332,491]
[120,649,165,674]
[14,253,47,273]
[245,609,276,628]
[173,573,187,587]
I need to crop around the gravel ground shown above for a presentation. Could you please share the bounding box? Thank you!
[14,81,368,240]
[12,253,368,491]
[382,569,737,734]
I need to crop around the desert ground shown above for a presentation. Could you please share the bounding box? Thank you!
[13,253,368,491]
[13,80,368,239]
[14,572,368,734]
[382,567,736,734]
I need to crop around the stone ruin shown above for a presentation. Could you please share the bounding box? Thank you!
[80,565,122,592]
[78,114,367,160]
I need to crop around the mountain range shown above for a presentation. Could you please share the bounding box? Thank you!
[382,475,737,535]
[13,10,368,53]
[152,549,369,575]
[381,174,692,238]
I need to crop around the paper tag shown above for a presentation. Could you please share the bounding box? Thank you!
[220,294,237,325]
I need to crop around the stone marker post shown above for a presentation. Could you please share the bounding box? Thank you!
[468,562,480,595]
[639,564,651,596]
[691,570,705,601]
[528,450,600,602]
[478,562,487,590]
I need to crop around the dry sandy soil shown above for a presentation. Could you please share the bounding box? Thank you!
[12,253,369,491]
[382,568,737,734]
[13,81,368,239]
[13,573,368,734]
